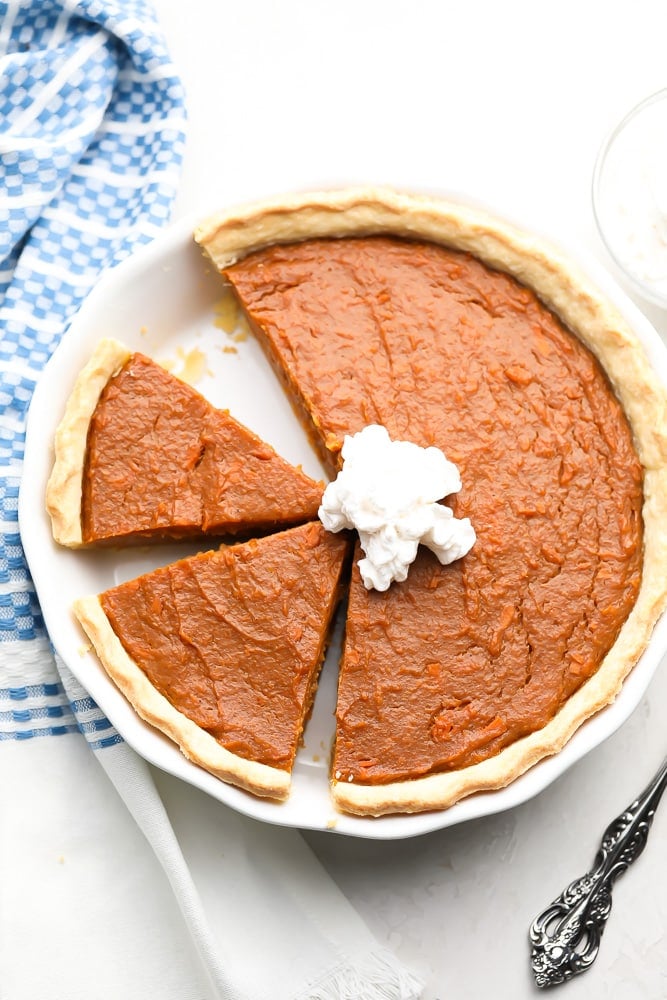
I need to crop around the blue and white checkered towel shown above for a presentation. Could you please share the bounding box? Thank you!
[0,0,186,713]
[0,4,425,999]
[1,0,186,655]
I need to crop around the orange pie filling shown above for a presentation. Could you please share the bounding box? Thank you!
[56,185,667,815]
[92,523,350,776]
[224,235,644,786]
[81,351,324,545]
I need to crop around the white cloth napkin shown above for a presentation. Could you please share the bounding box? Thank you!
[0,3,424,997]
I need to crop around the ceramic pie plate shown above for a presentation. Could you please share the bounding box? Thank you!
[19,198,667,840]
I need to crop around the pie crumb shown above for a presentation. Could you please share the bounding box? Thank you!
[213,292,241,333]
[159,346,209,385]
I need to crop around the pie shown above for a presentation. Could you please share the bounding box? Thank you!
[196,187,667,816]
[46,338,324,547]
[74,522,350,799]
[51,187,667,817]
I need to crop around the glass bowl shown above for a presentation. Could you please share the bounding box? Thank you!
[592,88,667,309]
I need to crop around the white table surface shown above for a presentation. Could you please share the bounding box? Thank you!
[150,2,667,996]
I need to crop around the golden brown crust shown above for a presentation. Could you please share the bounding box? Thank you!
[73,595,291,800]
[197,186,667,816]
[46,338,131,548]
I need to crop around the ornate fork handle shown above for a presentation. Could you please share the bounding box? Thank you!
[529,753,667,988]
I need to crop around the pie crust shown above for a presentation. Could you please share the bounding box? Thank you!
[74,593,292,799]
[46,338,131,547]
[196,186,667,816]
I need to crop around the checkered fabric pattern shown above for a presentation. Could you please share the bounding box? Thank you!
[0,0,186,741]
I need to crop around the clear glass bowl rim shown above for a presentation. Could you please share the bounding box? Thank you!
[592,86,667,308]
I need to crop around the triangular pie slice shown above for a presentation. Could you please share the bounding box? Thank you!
[47,338,325,547]
[74,521,351,799]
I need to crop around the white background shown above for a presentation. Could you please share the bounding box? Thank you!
[79,2,667,997]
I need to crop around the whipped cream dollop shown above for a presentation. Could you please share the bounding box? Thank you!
[318,424,476,591]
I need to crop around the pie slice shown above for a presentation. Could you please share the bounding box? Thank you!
[46,338,324,547]
[74,521,351,799]
[196,187,667,815]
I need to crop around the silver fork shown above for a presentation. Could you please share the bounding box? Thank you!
[529,753,667,988]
